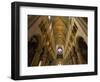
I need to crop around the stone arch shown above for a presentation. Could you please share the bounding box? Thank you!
[75,36,88,63]
[28,34,42,66]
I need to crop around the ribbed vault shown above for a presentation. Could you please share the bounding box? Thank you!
[28,15,88,66]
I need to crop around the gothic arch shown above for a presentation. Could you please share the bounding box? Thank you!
[76,36,88,63]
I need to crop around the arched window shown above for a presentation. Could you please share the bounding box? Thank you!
[57,47,63,59]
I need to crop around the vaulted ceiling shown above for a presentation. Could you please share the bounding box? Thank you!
[28,15,88,66]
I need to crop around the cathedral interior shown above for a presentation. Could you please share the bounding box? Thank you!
[28,15,88,66]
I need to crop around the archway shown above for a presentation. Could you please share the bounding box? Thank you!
[76,36,88,64]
